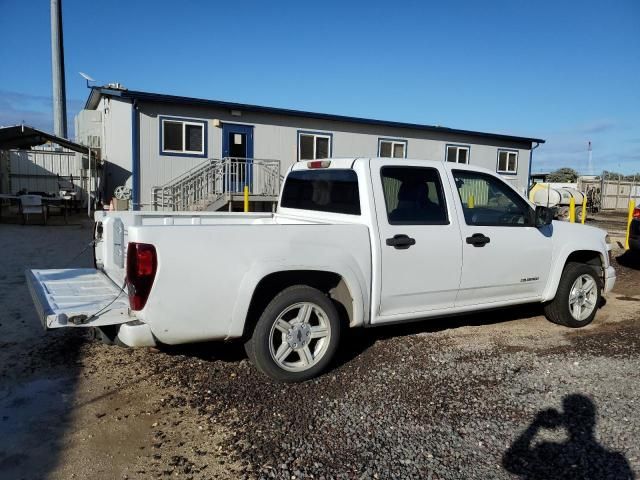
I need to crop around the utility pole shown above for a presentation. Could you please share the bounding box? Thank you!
[50,0,68,138]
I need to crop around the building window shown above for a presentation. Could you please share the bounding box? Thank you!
[160,117,206,156]
[378,139,407,158]
[446,145,469,164]
[298,132,332,160]
[497,149,518,174]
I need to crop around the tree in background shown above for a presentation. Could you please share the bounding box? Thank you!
[546,168,579,182]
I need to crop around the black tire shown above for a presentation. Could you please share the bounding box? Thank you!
[244,285,341,382]
[544,262,602,328]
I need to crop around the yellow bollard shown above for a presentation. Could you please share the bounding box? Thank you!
[244,185,249,212]
[580,195,587,224]
[467,194,475,209]
[625,199,636,250]
[569,197,576,223]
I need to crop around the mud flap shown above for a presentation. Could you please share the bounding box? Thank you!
[26,268,132,329]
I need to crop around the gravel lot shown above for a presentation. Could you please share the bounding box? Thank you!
[1,214,639,479]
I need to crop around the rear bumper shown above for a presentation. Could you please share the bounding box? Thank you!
[604,265,616,294]
[116,321,157,347]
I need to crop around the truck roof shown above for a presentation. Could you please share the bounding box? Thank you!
[290,158,499,177]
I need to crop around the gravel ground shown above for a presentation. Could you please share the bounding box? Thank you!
[1,214,639,479]
[147,298,640,480]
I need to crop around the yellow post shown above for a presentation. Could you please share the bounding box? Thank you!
[569,197,576,223]
[625,199,636,250]
[580,195,587,224]
[243,185,249,212]
[467,194,475,209]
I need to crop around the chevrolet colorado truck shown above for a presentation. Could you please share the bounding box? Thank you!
[26,158,616,381]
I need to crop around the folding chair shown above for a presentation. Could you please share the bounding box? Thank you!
[20,195,47,225]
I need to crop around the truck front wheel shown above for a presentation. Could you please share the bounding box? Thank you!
[244,285,341,382]
[544,262,602,328]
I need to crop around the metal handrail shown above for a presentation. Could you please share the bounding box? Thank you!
[151,157,281,211]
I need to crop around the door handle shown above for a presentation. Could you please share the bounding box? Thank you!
[386,234,416,249]
[466,233,490,247]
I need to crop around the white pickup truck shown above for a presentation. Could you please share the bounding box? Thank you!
[27,158,616,381]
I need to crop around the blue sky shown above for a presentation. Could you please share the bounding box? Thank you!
[1,0,638,174]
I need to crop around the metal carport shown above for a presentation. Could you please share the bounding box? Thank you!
[0,125,96,216]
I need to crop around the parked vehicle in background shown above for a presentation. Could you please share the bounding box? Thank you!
[529,182,586,221]
[27,158,615,382]
[629,206,640,251]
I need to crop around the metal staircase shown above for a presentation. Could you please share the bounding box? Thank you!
[151,158,281,211]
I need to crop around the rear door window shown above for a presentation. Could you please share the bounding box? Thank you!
[281,169,361,215]
[380,166,449,225]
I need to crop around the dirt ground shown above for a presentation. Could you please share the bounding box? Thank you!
[0,212,639,479]
[0,216,234,480]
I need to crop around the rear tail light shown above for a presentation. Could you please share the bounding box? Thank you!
[633,207,640,219]
[126,242,157,311]
[307,160,331,169]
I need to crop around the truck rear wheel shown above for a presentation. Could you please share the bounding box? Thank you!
[244,285,341,382]
[544,262,601,328]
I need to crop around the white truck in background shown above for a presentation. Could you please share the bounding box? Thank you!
[27,158,615,382]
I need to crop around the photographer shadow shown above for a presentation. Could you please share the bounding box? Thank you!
[502,394,634,479]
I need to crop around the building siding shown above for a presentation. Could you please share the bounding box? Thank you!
[83,96,534,208]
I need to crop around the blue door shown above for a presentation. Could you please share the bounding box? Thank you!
[222,124,254,193]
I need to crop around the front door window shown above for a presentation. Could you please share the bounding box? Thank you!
[452,170,531,226]
[228,132,247,158]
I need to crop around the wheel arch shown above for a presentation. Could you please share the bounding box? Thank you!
[542,249,606,301]
[227,265,368,339]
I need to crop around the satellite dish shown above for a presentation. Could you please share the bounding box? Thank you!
[79,71,95,81]
[79,71,96,88]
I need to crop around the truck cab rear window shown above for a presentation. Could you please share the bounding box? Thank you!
[281,169,361,215]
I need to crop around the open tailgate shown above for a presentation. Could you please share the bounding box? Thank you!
[26,268,131,329]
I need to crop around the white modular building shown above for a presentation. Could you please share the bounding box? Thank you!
[75,85,544,211]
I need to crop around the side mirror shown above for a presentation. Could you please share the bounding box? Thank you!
[534,205,554,227]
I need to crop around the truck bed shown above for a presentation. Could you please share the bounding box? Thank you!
[94,211,280,286]
[126,221,372,344]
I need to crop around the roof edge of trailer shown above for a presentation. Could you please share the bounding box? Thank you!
[85,87,546,146]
